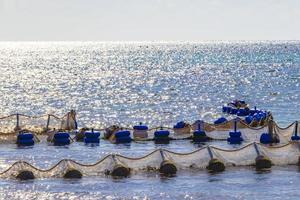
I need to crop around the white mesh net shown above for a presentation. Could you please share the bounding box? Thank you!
[258,143,299,165]
[163,148,211,169]
[0,142,299,179]
[211,144,258,166]
[0,115,17,133]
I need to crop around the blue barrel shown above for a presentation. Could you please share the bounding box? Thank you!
[226,107,232,114]
[84,131,100,144]
[253,113,261,121]
[115,130,131,138]
[230,108,238,115]
[133,125,148,130]
[154,130,170,137]
[227,120,243,144]
[17,133,34,140]
[227,137,243,144]
[237,109,248,116]
[193,130,207,142]
[84,137,100,143]
[173,121,185,129]
[54,132,70,139]
[260,133,272,144]
[229,131,242,138]
[291,135,300,141]
[54,138,70,146]
[153,130,171,144]
[222,106,229,113]
[84,131,100,138]
[115,136,132,144]
[18,139,34,146]
[249,109,258,115]
[17,133,35,146]
[154,130,170,143]
[260,112,267,120]
[193,130,206,137]
[53,132,70,145]
[214,117,227,125]
[245,116,253,124]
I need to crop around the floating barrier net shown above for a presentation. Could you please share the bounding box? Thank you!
[0,111,298,144]
[0,142,299,180]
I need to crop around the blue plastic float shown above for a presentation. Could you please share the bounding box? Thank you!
[115,130,132,144]
[193,122,207,142]
[133,125,148,131]
[230,108,238,115]
[133,123,149,138]
[84,130,100,144]
[260,119,279,144]
[173,121,186,129]
[53,132,70,146]
[154,129,170,143]
[237,108,248,117]
[214,117,228,125]
[227,118,243,144]
[245,115,253,124]
[260,133,272,144]
[222,106,229,113]
[249,106,258,115]
[291,122,300,141]
[17,132,35,146]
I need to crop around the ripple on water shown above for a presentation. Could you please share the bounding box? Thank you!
[1,42,300,199]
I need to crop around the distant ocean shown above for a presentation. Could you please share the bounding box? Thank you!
[0,41,300,200]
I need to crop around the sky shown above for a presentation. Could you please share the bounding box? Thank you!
[0,0,299,41]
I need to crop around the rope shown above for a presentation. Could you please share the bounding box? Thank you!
[257,142,292,149]
[210,142,255,152]
[163,146,207,156]
[17,114,49,119]
[116,149,160,160]
[274,121,297,130]
[0,155,112,176]
[0,114,16,120]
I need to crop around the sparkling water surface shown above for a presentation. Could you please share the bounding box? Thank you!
[0,41,300,199]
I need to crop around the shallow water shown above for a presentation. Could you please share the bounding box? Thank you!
[0,41,300,199]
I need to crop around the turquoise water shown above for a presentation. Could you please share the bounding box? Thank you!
[0,42,300,199]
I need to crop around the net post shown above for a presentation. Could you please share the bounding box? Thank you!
[46,114,50,131]
[15,113,20,131]
[198,120,204,130]
[253,142,260,156]
[159,149,166,160]
[234,118,237,132]
[268,119,274,138]
[207,146,213,159]
[295,121,298,136]
[66,111,70,130]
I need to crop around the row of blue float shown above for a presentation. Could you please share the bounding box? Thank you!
[16,120,300,147]
[15,98,299,147]
[16,128,173,146]
[222,107,268,123]
[221,99,269,126]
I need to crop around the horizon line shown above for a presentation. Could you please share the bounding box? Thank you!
[0,40,299,43]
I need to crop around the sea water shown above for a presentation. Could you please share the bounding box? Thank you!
[0,41,300,199]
